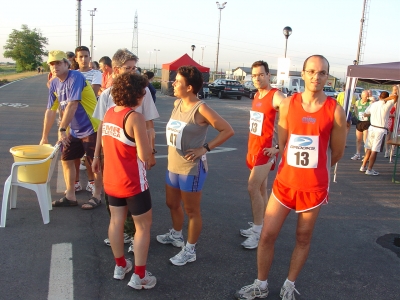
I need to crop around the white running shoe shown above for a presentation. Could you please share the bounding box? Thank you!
[351,153,361,160]
[365,169,379,176]
[128,239,134,253]
[240,222,255,237]
[128,271,156,290]
[113,259,132,280]
[86,181,95,193]
[156,229,184,247]
[241,232,260,249]
[280,281,300,300]
[359,166,367,172]
[170,246,196,266]
[235,279,269,300]
[104,233,131,246]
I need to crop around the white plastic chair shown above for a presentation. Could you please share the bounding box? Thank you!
[0,143,61,227]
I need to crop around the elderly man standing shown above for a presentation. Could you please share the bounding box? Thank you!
[40,50,102,209]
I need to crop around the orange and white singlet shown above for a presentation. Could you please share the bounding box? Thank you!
[275,93,336,192]
[102,107,149,198]
[248,88,278,155]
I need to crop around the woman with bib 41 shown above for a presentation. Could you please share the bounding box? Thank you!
[156,66,234,266]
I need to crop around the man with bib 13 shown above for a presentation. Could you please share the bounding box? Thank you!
[236,55,346,300]
[241,60,286,250]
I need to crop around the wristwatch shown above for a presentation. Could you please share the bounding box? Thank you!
[152,149,157,154]
[59,127,67,132]
[274,144,279,149]
[203,143,211,152]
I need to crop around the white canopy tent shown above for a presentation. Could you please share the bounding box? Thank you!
[334,62,400,181]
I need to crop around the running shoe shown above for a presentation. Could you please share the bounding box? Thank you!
[104,233,131,246]
[113,259,132,280]
[240,222,255,237]
[235,279,269,300]
[156,229,184,247]
[351,153,361,160]
[241,232,260,249]
[280,281,300,300]
[170,246,196,266]
[384,151,389,158]
[359,166,367,172]
[128,271,156,290]
[79,163,87,170]
[365,169,379,176]
[64,181,82,194]
[86,181,95,193]
[128,239,134,253]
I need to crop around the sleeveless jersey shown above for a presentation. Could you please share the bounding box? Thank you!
[248,88,278,155]
[166,100,209,175]
[102,107,148,198]
[275,93,336,192]
[355,99,370,121]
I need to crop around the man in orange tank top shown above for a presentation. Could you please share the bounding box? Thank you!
[240,61,285,250]
[235,55,347,300]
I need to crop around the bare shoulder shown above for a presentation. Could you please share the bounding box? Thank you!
[272,90,286,109]
[128,110,145,124]
[333,102,346,123]
[279,96,292,111]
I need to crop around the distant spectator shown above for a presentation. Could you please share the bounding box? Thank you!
[91,61,100,70]
[366,90,376,103]
[66,51,75,65]
[99,56,113,95]
[144,71,157,103]
[350,91,371,160]
[136,67,142,74]
[385,85,399,157]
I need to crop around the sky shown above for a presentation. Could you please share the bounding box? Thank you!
[1,0,399,80]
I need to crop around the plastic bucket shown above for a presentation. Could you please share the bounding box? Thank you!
[10,145,54,184]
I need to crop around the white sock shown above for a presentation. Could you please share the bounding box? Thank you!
[171,229,182,237]
[256,279,268,290]
[284,278,295,286]
[252,224,263,234]
[186,242,196,252]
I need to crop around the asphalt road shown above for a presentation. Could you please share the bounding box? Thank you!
[0,75,399,300]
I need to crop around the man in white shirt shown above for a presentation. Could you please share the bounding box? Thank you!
[75,46,102,96]
[360,91,398,175]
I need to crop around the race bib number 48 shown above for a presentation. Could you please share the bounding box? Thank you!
[286,134,319,168]
[166,118,187,150]
[249,110,264,136]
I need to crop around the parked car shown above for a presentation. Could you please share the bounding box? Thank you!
[208,79,244,100]
[354,87,364,99]
[243,81,257,99]
[323,86,337,98]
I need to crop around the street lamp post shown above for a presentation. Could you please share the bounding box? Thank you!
[147,51,153,70]
[283,26,292,58]
[154,49,160,73]
[89,8,97,60]
[215,2,227,79]
[191,45,196,59]
[200,46,205,65]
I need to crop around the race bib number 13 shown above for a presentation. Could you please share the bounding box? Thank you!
[286,134,319,168]
[249,110,264,136]
[166,118,187,150]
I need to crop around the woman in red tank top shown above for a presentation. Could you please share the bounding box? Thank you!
[94,73,156,289]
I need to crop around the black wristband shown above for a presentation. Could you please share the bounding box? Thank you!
[59,127,66,132]
[203,143,211,152]
[152,149,157,154]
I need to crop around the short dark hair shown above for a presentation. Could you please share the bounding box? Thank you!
[380,91,389,99]
[75,46,90,56]
[144,71,154,80]
[302,55,330,73]
[66,51,75,59]
[111,72,148,107]
[177,65,203,94]
[92,61,99,69]
[251,60,270,74]
[99,56,112,68]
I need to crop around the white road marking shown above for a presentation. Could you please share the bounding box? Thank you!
[48,243,74,300]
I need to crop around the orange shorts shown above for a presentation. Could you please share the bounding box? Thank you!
[272,180,328,213]
[246,151,277,170]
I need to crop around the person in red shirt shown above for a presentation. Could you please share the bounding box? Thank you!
[95,72,156,290]
[98,56,113,96]
[240,60,285,250]
[236,55,347,300]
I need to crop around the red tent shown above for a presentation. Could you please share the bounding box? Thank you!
[161,54,210,96]
[162,54,210,72]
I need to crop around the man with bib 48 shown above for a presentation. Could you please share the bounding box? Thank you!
[241,60,285,249]
[236,55,346,300]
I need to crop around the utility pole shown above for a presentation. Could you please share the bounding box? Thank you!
[215,2,227,79]
[76,0,82,47]
[131,11,139,56]
[355,0,370,65]
[89,8,97,60]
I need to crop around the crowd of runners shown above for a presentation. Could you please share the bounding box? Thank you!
[39,47,398,299]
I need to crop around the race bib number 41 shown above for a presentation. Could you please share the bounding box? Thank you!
[166,118,187,150]
[249,110,264,136]
[286,134,319,168]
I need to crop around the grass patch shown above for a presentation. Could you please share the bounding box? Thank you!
[0,71,40,82]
